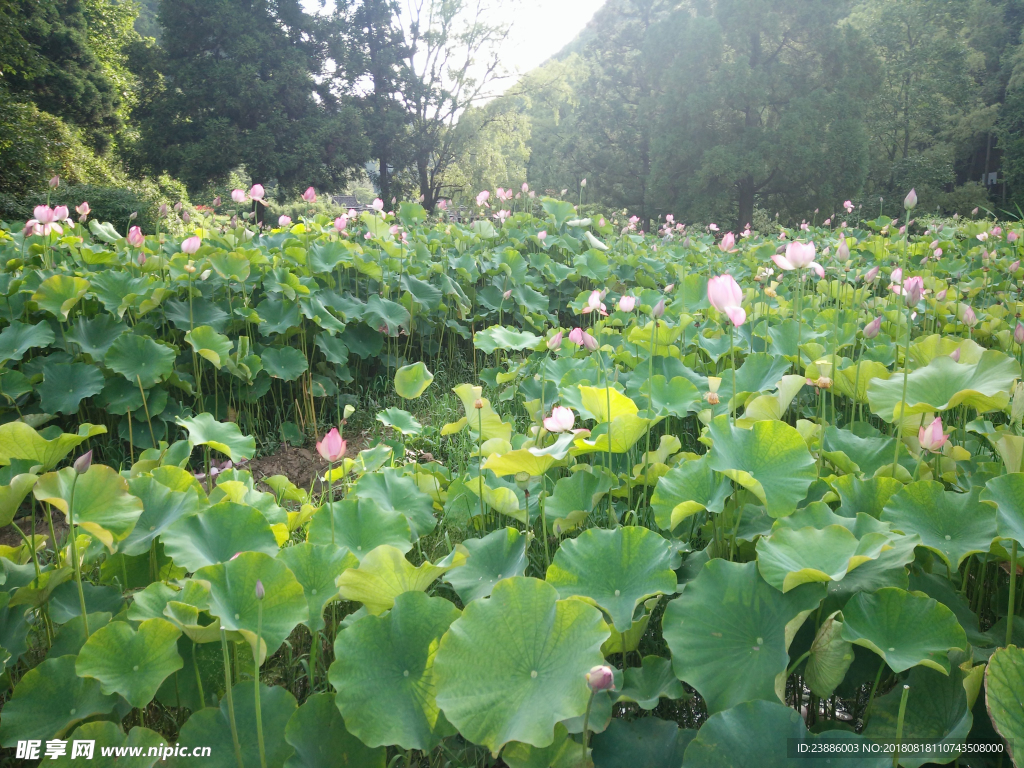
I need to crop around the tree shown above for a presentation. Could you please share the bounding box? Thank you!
[132,0,368,202]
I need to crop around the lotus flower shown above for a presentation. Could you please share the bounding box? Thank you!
[719,232,736,252]
[904,189,917,210]
[543,406,575,433]
[652,298,665,319]
[334,216,348,232]
[618,295,636,312]
[582,289,607,316]
[547,330,563,350]
[918,417,947,453]
[181,236,201,255]
[902,276,924,306]
[844,200,854,213]
[249,184,265,201]
[302,187,316,203]
[75,202,90,222]
[586,665,615,692]
[949,348,961,362]
[707,274,746,327]
[837,238,850,260]
[438,199,448,210]
[317,427,346,462]
[1009,231,1019,243]
[26,205,63,236]
[863,316,881,339]
[127,226,144,248]
[864,266,879,282]
[232,189,246,203]
[278,215,292,227]
[372,198,384,212]
[935,290,947,301]
[960,305,977,326]
[1016,323,1024,345]
[537,231,547,241]
[255,580,265,600]
[476,190,490,207]
[773,241,822,276]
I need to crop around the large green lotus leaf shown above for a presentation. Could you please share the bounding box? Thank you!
[662,559,824,713]
[706,415,816,518]
[867,350,1021,422]
[0,421,106,471]
[821,425,898,478]
[880,482,996,570]
[176,413,256,461]
[756,525,888,592]
[105,333,176,388]
[352,468,436,541]
[394,361,434,399]
[308,497,412,559]
[628,374,702,418]
[66,314,126,359]
[52,722,164,768]
[833,475,904,519]
[616,655,686,709]
[0,469,39,527]
[74,617,182,708]
[8,565,73,610]
[277,543,356,633]
[185,325,232,369]
[475,326,543,354]
[121,474,203,557]
[32,274,89,320]
[501,723,578,768]
[284,692,385,768]
[262,346,309,381]
[546,526,676,631]
[651,454,731,532]
[985,645,1024,767]
[209,251,251,281]
[803,611,855,698]
[128,581,203,622]
[335,544,462,615]
[376,407,423,436]
[0,591,32,664]
[578,385,639,423]
[482,449,557,477]
[434,576,609,754]
[840,588,966,674]
[824,532,918,608]
[542,469,615,534]
[161,501,278,571]
[363,293,410,335]
[444,527,528,603]
[0,319,55,363]
[38,361,105,415]
[681,699,889,768]
[33,465,143,551]
[981,473,1024,548]
[863,660,972,768]
[194,551,308,660]
[329,591,460,750]
[178,682,297,768]
[591,717,694,768]
[0,655,117,745]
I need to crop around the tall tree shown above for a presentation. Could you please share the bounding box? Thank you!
[132,0,368,201]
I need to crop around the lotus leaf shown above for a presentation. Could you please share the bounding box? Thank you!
[105,333,176,388]
[651,454,731,531]
[0,320,55,363]
[277,543,356,632]
[176,413,257,461]
[756,525,888,592]
[33,465,143,551]
[32,274,89,321]
[615,655,686,709]
[542,469,615,533]
[803,611,855,698]
[985,645,1024,767]
[352,468,436,541]
[591,717,694,768]
[0,421,106,471]
[262,346,309,381]
[336,544,462,615]
[122,474,203,556]
[38,361,105,414]
[394,361,434,398]
[75,617,182,707]
[52,722,165,768]
[185,325,233,369]
[981,473,1024,548]
[161,501,279,571]
[444,526,528,603]
[308,497,412,558]
[284,693,385,768]
[376,406,423,436]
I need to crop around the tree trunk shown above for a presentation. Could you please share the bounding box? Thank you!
[416,153,433,211]
[737,175,754,232]
[378,150,390,206]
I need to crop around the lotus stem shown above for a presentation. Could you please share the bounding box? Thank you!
[192,640,205,709]
[255,599,267,768]
[891,307,912,478]
[580,689,595,768]
[892,685,910,768]
[729,323,736,424]
[1008,540,1018,648]
[862,658,887,728]
[328,459,335,545]
[220,628,244,768]
[67,475,90,638]
[136,375,156,448]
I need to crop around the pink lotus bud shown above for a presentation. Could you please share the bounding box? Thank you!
[865,266,879,282]
[890,268,902,284]
[301,187,316,203]
[49,175,60,189]
[213,196,222,207]
[543,406,575,433]
[255,580,265,600]
[278,215,292,227]
[581,331,599,352]
[181,211,191,225]
[837,239,850,260]
[159,204,169,218]
[503,289,512,300]
[547,331,563,350]
[863,316,881,339]
[586,665,614,692]
[652,299,665,319]
[537,231,547,241]
[371,198,384,212]
[1009,231,1019,243]
[316,427,346,462]
[618,295,636,312]
[935,290,947,301]
[173,202,183,212]
[53,205,69,222]
[904,189,917,210]
[438,199,448,210]
[949,348,961,362]
[231,189,246,203]
[181,235,201,255]
[137,253,146,265]
[918,416,948,453]
[719,232,736,252]
[249,184,265,201]
[708,223,719,232]
[76,202,90,217]
[903,276,924,307]
[127,226,144,248]
[707,274,746,327]
[1011,260,1021,272]
[961,305,977,326]
[1015,323,1024,345]
[73,450,92,475]
[568,327,585,346]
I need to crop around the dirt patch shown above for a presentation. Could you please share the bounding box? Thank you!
[246,430,374,495]
[0,513,68,550]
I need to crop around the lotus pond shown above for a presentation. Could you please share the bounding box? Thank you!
[0,193,1023,767]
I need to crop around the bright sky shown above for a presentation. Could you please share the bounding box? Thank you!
[500,0,605,75]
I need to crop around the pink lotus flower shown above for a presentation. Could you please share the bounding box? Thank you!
[181,235,202,255]
[708,223,719,232]
[918,417,948,453]
[334,216,348,232]
[476,190,490,207]
[864,266,879,282]
[978,232,989,242]
[863,316,881,338]
[568,327,584,346]
[960,305,977,326]
[904,189,917,210]
[278,215,292,227]
[543,406,575,433]
[249,184,265,201]
[890,268,902,285]
[75,202,90,222]
[586,665,615,692]
[26,205,63,236]
[719,232,736,252]
[773,241,821,274]
[537,231,547,241]
[547,331,563,350]
[127,226,144,248]
[522,182,529,193]
[582,290,607,316]
[317,427,346,462]
[581,330,599,351]
[844,200,854,213]
[438,199,448,210]
[1009,231,1019,243]
[302,187,316,203]
[372,198,384,212]
[49,175,60,189]
[902,276,924,306]
[618,295,636,312]
[707,274,746,327]
[231,189,246,203]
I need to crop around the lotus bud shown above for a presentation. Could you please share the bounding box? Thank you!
[949,348,961,362]
[181,235,201,255]
[547,331,563,350]
[865,266,879,282]
[213,196,222,207]
[863,316,882,339]
[73,450,92,475]
[503,289,512,300]
[935,290,947,301]
[904,189,917,210]
[903,276,924,307]
[837,238,850,260]
[302,186,316,203]
[1012,382,1024,426]
[1011,260,1021,273]
[1016,323,1024,346]
[651,299,665,319]
[255,580,265,600]
[586,665,614,692]
[537,230,547,241]
[918,416,948,454]
[127,226,144,249]
[581,331,599,352]
[317,427,346,462]
[200,269,212,280]
[174,202,183,213]
[129,211,139,222]
[49,175,60,188]
[618,295,636,312]
[232,189,246,203]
